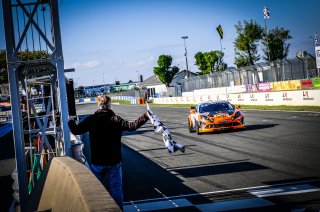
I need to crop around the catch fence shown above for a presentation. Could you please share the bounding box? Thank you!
[181,57,318,92]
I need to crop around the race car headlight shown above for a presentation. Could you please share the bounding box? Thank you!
[200,115,209,121]
[200,115,214,122]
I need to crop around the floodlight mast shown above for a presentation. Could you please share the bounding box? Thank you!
[181,36,189,78]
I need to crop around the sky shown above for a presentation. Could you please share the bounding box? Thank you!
[1,0,320,87]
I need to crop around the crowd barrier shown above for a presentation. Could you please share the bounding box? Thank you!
[111,96,135,101]
[76,97,97,103]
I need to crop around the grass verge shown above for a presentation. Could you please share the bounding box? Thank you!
[111,100,131,105]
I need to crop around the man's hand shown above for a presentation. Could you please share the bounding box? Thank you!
[68,116,76,121]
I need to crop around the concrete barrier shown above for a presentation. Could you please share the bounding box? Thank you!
[153,89,320,106]
[27,156,120,211]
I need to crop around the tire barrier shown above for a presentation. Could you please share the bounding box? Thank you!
[130,98,145,105]
[77,97,97,103]
[111,96,135,101]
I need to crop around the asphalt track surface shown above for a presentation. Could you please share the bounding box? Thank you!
[76,103,320,211]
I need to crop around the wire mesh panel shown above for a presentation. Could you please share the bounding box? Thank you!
[180,57,316,93]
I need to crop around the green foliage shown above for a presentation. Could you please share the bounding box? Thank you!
[0,50,7,83]
[194,51,226,75]
[234,20,264,68]
[261,27,292,61]
[0,50,48,83]
[153,55,179,86]
[194,52,209,75]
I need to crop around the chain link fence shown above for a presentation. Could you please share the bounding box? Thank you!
[181,56,318,92]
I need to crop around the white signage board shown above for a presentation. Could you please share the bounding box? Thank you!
[315,46,320,68]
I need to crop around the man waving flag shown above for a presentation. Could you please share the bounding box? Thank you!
[216,24,223,39]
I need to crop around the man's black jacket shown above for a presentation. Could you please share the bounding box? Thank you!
[68,109,149,166]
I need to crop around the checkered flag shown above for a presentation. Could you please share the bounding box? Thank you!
[146,103,185,154]
[263,7,270,19]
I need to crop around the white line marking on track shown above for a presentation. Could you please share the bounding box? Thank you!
[123,179,320,205]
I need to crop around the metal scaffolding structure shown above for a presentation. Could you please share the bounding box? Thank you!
[1,0,71,210]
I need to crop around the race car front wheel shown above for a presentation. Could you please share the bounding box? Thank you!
[196,122,201,135]
[188,118,196,133]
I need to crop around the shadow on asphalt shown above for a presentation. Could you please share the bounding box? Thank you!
[121,144,209,202]
[172,161,269,178]
[243,124,279,131]
[194,123,279,135]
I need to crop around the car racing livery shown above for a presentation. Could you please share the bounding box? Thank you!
[188,100,245,134]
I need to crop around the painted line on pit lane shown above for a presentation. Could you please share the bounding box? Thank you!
[123,178,320,205]
[249,184,320,198]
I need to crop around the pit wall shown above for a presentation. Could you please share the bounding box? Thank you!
[27,156,119,211]
[154,79,320,106]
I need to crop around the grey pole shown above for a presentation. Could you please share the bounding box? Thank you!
[2,0,28,210]
[181,36,189,77]
[50,0,71,156]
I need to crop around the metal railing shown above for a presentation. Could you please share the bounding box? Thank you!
[181,56,318,92]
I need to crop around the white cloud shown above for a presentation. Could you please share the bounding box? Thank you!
[72,60,101,69]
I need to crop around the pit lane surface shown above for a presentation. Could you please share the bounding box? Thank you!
[76,103,320,210]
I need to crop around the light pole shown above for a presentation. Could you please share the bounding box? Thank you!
[310,33,320,77]
[181,36,189,78]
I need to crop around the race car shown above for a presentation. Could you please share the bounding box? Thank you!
[188,100,245,134]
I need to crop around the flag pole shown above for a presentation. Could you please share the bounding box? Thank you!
[263,6,271,63]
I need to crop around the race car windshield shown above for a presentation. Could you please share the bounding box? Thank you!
[199,103,233,113]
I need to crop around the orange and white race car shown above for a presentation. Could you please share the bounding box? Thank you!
[188,100,245,134]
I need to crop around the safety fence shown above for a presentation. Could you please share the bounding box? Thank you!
[181,57,318,93]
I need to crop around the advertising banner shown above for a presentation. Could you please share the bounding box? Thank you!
[272,82,282,91]
[258,82,271,92]
[300,79,313,89]
[312,78,320,88]
[246,84,258,92]
[289,80,301,90]
[280,81,290,90]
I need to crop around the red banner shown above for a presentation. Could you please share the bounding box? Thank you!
[300,80,313,89]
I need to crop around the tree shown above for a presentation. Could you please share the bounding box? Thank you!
[194,52,208,74]
[262,27,292,61]
[0,50,7,84]
[0,50,48,83]
[234,20,264,68]
[153,55,179,86]
[194,51,226,75]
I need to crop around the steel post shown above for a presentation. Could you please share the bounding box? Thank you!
[2,0,28,210]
